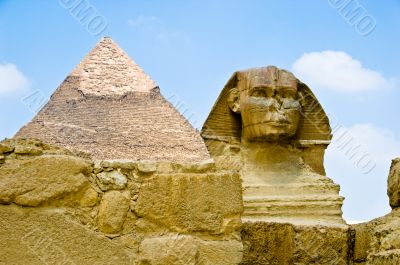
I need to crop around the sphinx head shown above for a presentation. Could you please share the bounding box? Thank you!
[227,66,301,142]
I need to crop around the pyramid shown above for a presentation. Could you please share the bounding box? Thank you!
[15,37,210,162]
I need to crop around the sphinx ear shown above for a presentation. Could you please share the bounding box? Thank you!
[227,88,241,113]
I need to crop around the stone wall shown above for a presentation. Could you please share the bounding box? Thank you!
[0,139,243,264]
[4,138,390,264]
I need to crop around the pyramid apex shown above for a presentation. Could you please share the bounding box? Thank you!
[70,37,157,96]
[98,36,114,43]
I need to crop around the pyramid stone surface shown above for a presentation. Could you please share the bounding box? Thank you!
[15,37,210,162]
[71,37,156,95]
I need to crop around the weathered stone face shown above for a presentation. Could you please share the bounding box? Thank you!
[228,66,301,142]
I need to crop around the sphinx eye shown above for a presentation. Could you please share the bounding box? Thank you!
[250,87,266,97]
[283,88,297,99]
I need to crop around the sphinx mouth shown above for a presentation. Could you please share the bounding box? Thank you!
[248,108,281,114]
[244,120,289,128]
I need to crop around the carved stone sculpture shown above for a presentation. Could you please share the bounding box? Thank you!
[227,67,301,142]
[202,66,346,226]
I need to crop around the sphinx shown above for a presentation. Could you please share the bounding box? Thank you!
[202,66,346,226]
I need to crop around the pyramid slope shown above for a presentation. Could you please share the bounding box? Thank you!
[15,38,210,162]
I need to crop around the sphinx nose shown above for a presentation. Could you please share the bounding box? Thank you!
[266,87,277,98]
[267,98,281,111]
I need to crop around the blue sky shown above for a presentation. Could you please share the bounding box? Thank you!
[1,0,399,222]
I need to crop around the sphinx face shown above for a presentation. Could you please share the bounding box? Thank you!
[236,69,301,142]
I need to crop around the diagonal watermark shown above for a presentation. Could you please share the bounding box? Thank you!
[328,0,377,36]
[295,231,347,265]
[21,89,49,114]
[21,227,77,265]
[58,0,108,36]
[298,91,377,175]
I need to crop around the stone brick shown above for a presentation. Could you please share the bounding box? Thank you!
[139,235,242,265]
[0,205,135,264]
[14,145,43,156]
[0,143,13,154]
[240,222,349,265]
[96,170,127,191]
[0,155,91,206]
[98,190,130,234]
[135,172,242,233]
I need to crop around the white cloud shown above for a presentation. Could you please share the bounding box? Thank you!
[292,51,396,93]
[326,123,400,221]
[0,63,29,95]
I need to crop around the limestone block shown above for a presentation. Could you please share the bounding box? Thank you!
[354,208,400,260]
[139,235,243,265]
[240,222,349,265]
[139,235,198,265]
[135,172,242,233]
[112,233,141,251]
[14,145,43,155]
[101,160,136,170]
[98,190,130,234]
[366,250,400,265]
[381,231,400,250]
[156,161,174,173]
[94,160,103,173]
[122,211,139,234]
[353,223,372,263]
[79,186,99,207]
[0,143,13,154]
[0,155,91,206]
[195,159,216,172]
[0,205,135,264]
[388,158,400,208]
[137,161,157,173]
[240,222,295,265]
[293,226,349,265]
[96,170,127,191]
[135,217,167,236]
[179,159,216,173]
[213,155,242,171]
[197,239,243,265]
